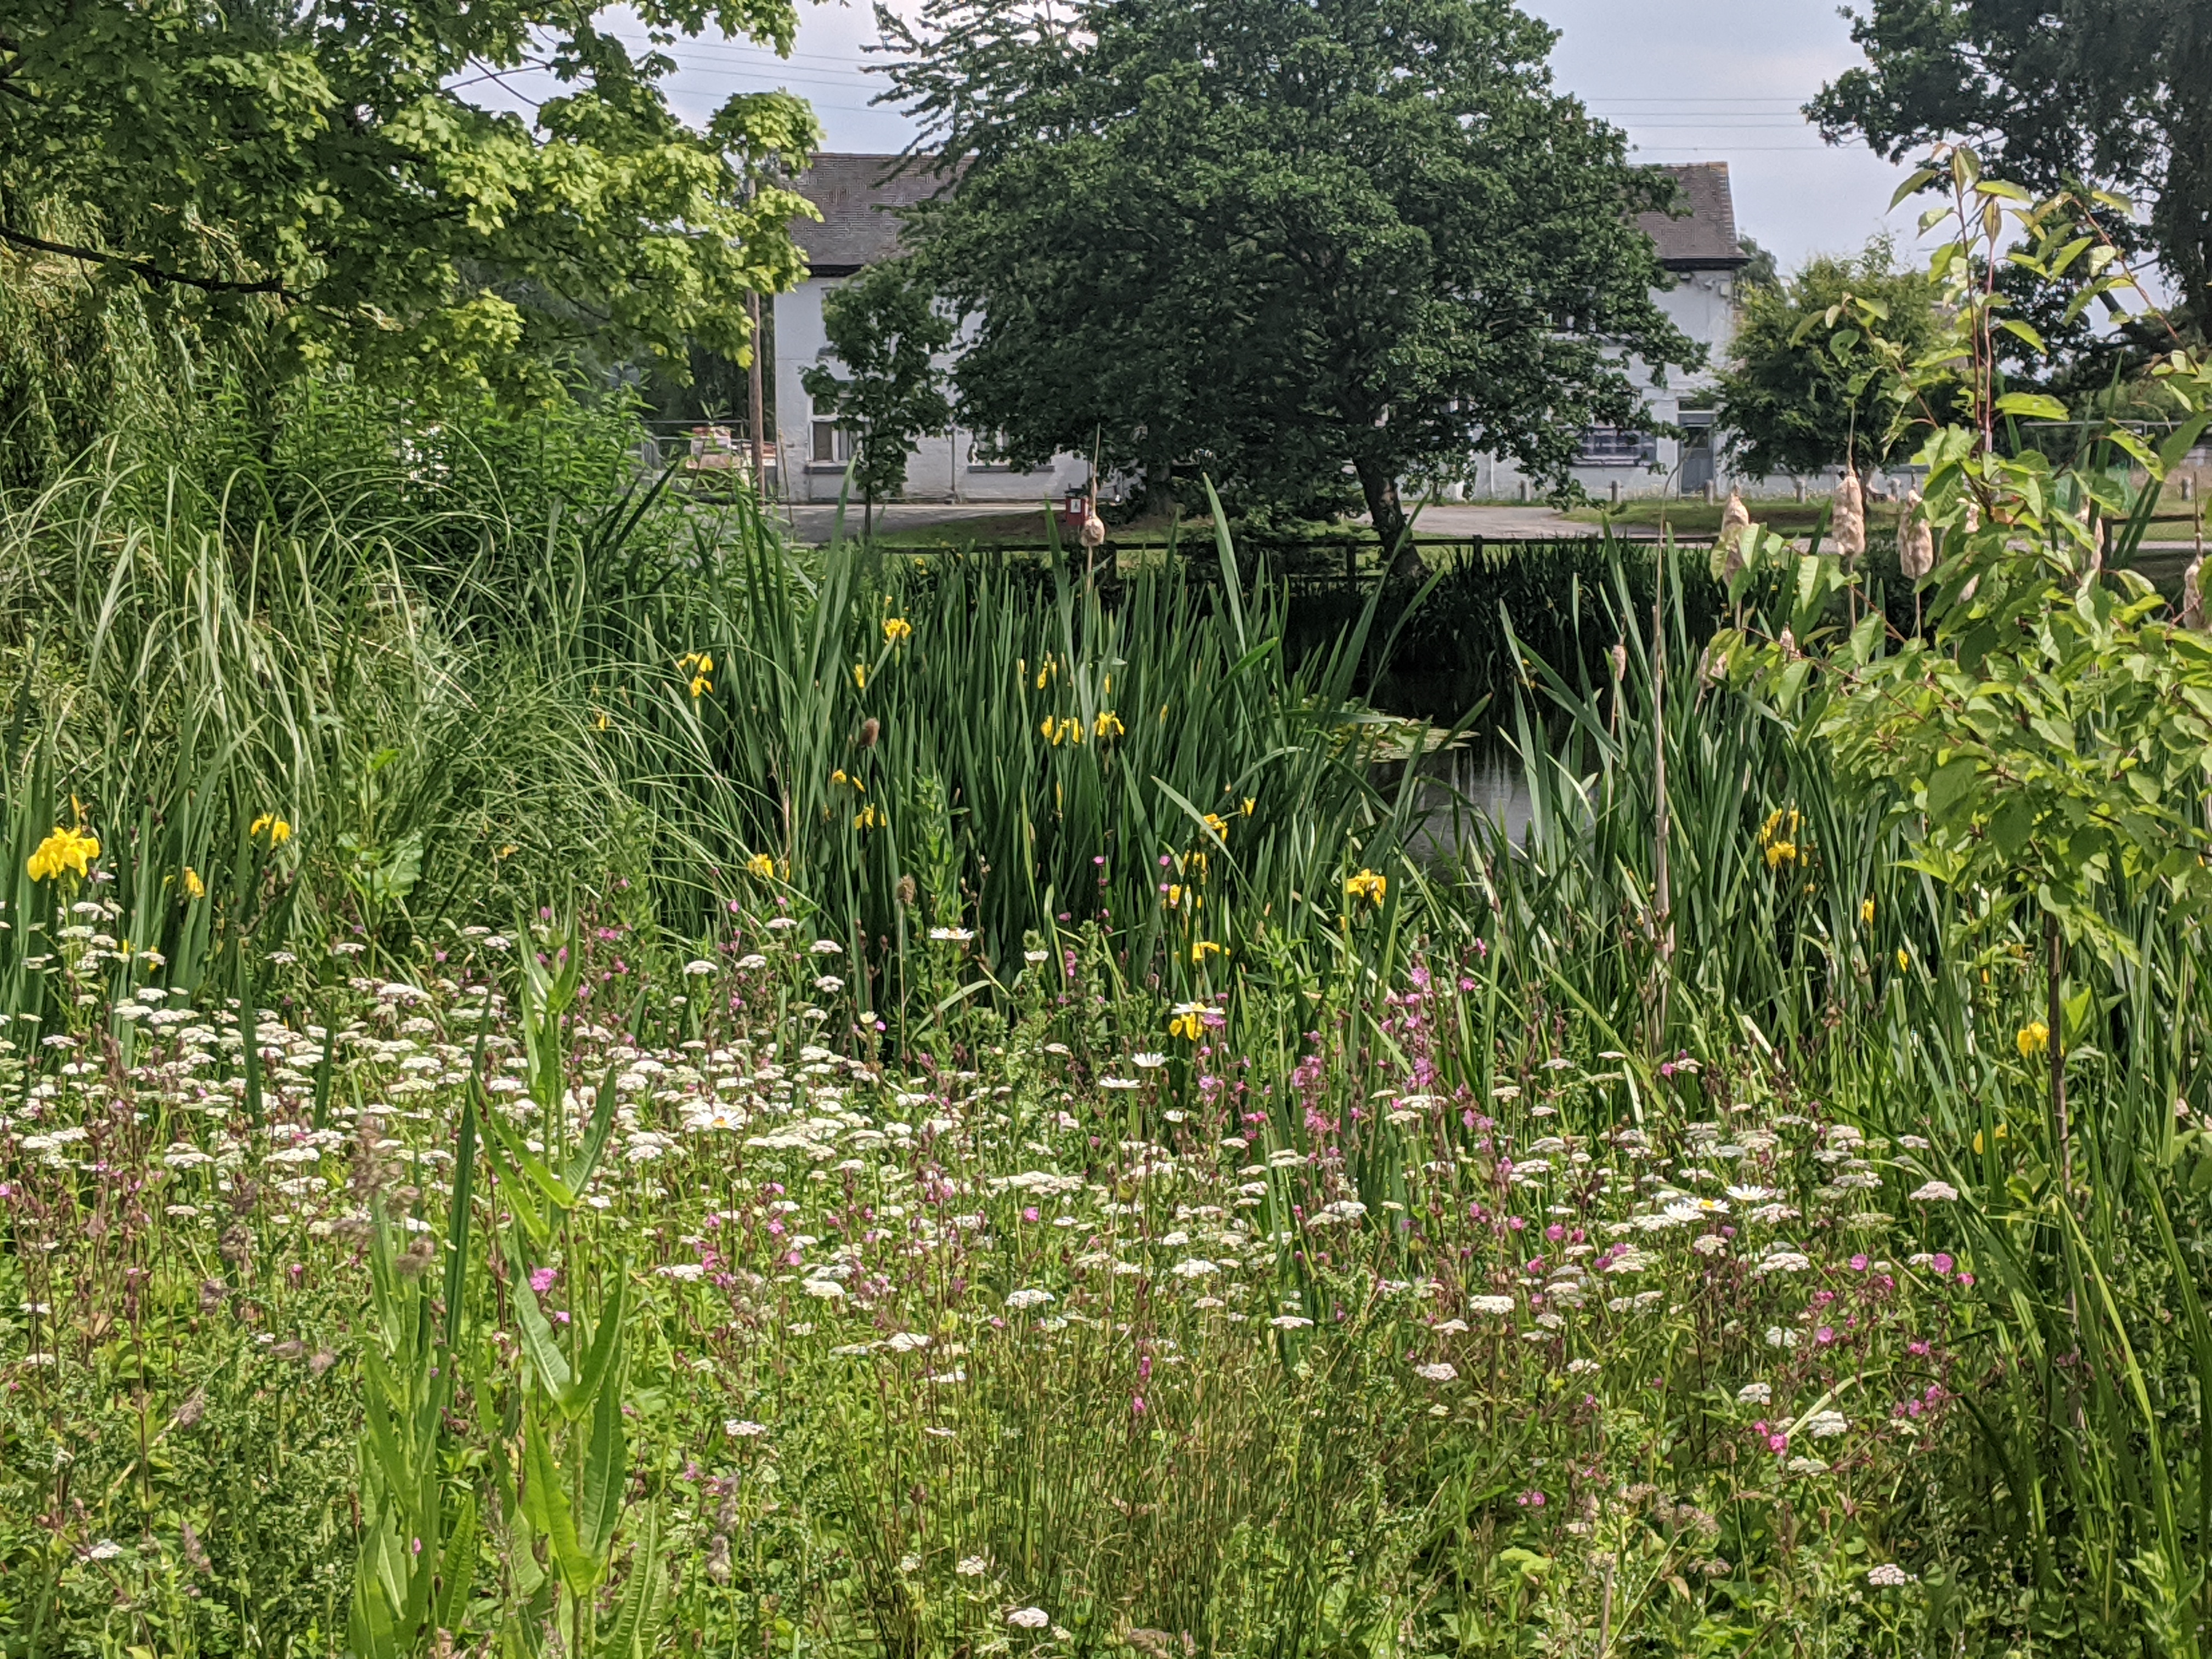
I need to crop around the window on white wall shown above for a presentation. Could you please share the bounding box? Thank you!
[810,421,851,465]
[1575,426,1658,467]
[968,430,1018,473]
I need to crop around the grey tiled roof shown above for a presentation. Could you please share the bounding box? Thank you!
[785,154,943,274]
[788,153,1748,275]
[1639,163,1749,269]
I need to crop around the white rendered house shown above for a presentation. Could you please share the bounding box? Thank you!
[773,154,1090,507]
[774,155,1750,508]
[1464,162,1752,502]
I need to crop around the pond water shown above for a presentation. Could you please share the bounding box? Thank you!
[1397,747,1537,861]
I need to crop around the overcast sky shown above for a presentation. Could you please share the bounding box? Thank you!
[539,0,1925,275]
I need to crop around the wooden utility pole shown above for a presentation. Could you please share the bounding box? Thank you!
[747,290,769,501]
[1652,532,1674,1048]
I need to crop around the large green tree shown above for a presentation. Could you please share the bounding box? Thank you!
[799,258,955,535]
[877,0,1700,564]
[1715,239,1947,481]
[1808,0,2212,350]
[0,0,822,394]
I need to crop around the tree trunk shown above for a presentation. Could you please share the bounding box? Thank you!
[1144,455,1176,520]
[1358,459,1417,583]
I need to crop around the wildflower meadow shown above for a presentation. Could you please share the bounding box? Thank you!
[3,154,2212,1659]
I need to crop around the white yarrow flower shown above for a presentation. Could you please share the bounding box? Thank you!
[1007,1607,1050,1629]
[1412,1362,1458,1383]
[1909,1180,1959,1202]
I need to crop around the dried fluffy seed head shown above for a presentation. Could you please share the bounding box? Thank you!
[2183,556,2204,630]
[1711,490,1752,583]
[394,1237,438,1280]
[349,1116,393,1199]
[1899,490,1934,580]
[895,874,918,909]
[860,717,881,749]
[1079,507,1107,550]
[1832,471,1866,563]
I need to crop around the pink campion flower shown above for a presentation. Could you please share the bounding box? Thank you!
[1906,1340,1931,1357]
[1815,1327,1837,1346]
[1022,1207,1039,1222]
[1849,1254,1869,1272]
[1515,1489,1545,1508]
[1767,1432,1790,1453]
[1957,1272,1976,1289]
[529,1267,558,1294]
[1931,1252,1954,1275]
[1131,1396,1146,1416]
